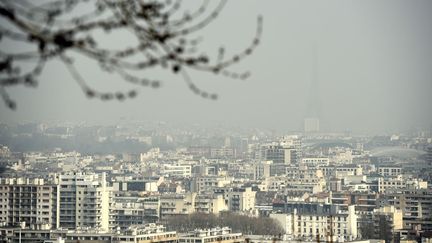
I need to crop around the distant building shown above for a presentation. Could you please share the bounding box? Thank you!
[195,194,228,214]
[372,206,403,242]
[301,157,329,166]
[179,227,243,243]
[379,189,432,235]
[321,164,363,177]
[330,191,378,215]
[260,141,301,165]
[271,205,357,241]
[162,164,192,178]
[215,187,256,212]
[193,175,231,193]
[304,117,320,133]
[187,146,211,158]
[160,193,196,218]
[113,179,158,192]
[374,177,427,193]
[254,161,272,180]
[110,196,160,230]
[210,147,236,159]
[377,166,402,177]
[426,145,432,166]
[0,223,177,243]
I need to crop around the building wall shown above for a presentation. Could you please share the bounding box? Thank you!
[0,178,59,229]
[270,205,357,241]
[57,172,111,231]
[226,187,256,212]
[160,193,196,218]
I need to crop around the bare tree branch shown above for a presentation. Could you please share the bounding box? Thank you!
[0,0,263,109]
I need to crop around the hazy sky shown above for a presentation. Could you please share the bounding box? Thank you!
[1,0,432,134]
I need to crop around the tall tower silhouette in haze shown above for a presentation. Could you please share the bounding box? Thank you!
[304,47,321,133]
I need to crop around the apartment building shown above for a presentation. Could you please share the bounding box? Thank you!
[179,227,244,243]
[0,223,177,243]
[254,161,272,180]
[285,165,324,180]
[214,187,256,212]
[301,157,330,167]
[162,164,192,178]
[375,177,428,193]
[113,179,158,192]
[260,176,286,192]
[371,206,403,242]
[377,166,402,177]
[226,187,255,212]
[260,142,300,165]
[271,205,357,241]
[321,164,363,177]
[0,178,59,229]
[379,189,432,234]
[110,224,177,243]
[210,147,236,159]
[56,172,111,231]
[193,176,231,193]
[160,193,196,218]
[330,191,378,212]
[110,196,160,230]
[195,194,228,214]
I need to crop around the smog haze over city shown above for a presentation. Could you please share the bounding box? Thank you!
[1,0,431,134]
[0,1,432,243]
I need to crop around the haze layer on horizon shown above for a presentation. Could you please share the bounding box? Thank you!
[1,0,431,134]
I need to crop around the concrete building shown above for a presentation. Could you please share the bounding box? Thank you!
[280,136,302,163]
[260,140,301,165]
[375,177,427,193]
[259,176,287,192]
[160,193,196,218]
[110,196,160,230]
[379,189,432,235]
[285,165,323,179]
[426,145,432,166]
[226,187,256,212]
[301,157,329,166]
[193,176,231,193]
[210,147,236,159]
[0,223,177,243]
[195,194,228,214]
[377,166,402,177]
[109,224,177,243]
[304,118,320,133]
[56,172,111,231]
[162,164,192,178]
[260,144,286,164]
[372,206,403,242]
[179,227,243,243]
[254,161,272,180]
[271,205,357,241]
[330,191,378,213]
[113,180,158,192]
[329,178,342,192]
[322,164,363,177]
[0,178,59,229]
[215,187,256,212]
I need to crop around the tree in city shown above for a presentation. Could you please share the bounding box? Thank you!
[359,219,375,239]
[163,212,284,236]
[0,0,262,109]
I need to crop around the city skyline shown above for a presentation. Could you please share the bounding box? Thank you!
[1,1,432,242]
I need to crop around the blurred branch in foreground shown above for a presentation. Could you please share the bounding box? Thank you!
[0,0,262,109]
